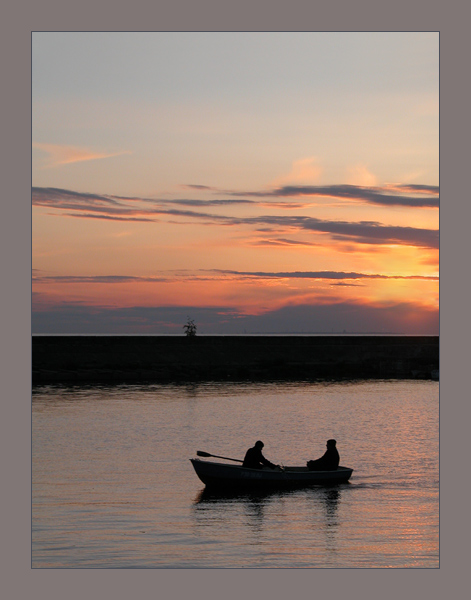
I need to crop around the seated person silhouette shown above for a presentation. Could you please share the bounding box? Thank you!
[307,439,340,471]
[243,440,278,470]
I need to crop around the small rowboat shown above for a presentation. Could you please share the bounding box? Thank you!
[190,458,353,490]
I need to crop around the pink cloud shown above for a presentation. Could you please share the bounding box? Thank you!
[33,143,131,167]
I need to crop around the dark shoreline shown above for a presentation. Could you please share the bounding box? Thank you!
[32,335,439,385]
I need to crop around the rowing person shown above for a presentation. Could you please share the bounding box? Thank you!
[307,439,340,471]
[243,440,280,470]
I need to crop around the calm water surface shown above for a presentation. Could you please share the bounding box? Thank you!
[32,380,438,568]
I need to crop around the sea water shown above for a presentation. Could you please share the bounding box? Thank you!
[32,380,438,568]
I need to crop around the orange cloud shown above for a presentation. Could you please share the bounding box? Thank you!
[346,164,377,187]
[33,143,131,168]
[273,157,323,186]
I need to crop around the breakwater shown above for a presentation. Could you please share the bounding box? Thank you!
[32,335,439,385]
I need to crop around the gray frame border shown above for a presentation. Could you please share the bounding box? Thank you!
[3,0,468,597]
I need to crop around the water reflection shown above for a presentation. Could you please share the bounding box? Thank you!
[193,487,288,537]
[33,381,438,567]
[195,484,343,505]
[322,487,340,519]
[193,485,344,541]
[319,488,340,525]
[194,486,288,504]
[303,487,341,555]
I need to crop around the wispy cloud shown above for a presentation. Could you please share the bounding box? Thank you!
[250,238,319,247]
[228,183,439,208]
[207,269,439,281]
[181,184,219,191]
[33,187,158,220]
[32,187,439,249]
[33,143,131,167]
[62,213,156,222]
[224,215,439,249]
[32,187,250,214]
[32,270,438,285]
[32,274,176,284]
[165,198,254,207]
[185,181,439,208]
[389,184,439,194]
[33,187,122,206]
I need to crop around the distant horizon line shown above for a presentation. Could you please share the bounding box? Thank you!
[32,332,438,337]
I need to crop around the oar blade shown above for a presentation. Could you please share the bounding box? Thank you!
[196,450,244,463]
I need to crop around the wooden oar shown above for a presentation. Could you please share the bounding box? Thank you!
[196,450,243,463]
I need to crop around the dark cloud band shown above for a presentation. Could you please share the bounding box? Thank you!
[32,186,439,249]
[32,300,439,335]
[228,183,439,208]
[33,270,438,284]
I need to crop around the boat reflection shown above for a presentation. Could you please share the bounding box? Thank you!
[319,487,341,518]
[193,484,344,538]
[193,486,291,535]
[194,483,346,505]
[309,487,341,552]
[194,486,294,504]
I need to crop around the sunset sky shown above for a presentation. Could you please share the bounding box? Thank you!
[32,32,439,334]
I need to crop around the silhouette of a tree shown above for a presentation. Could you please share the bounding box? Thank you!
[183,317,197,337]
